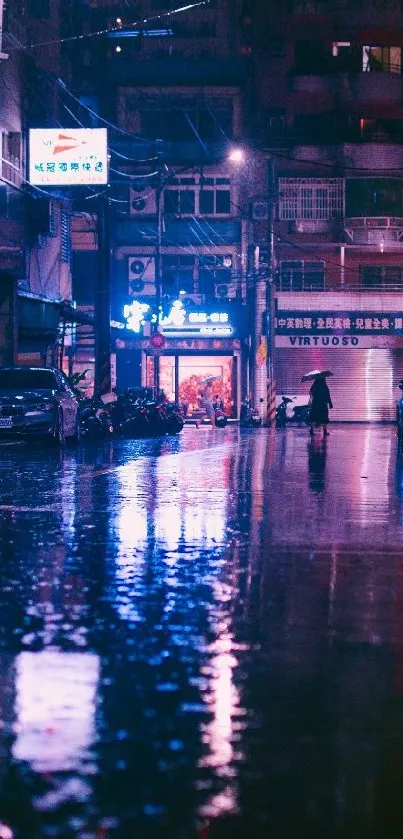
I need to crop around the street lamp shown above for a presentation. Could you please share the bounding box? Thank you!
[227,146,246,165]
[227,145,276,425]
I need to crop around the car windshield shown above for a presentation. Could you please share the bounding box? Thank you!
[0,369,57,391]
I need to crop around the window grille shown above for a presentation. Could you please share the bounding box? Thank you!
[277,260,325,291]
[278,178,344,221]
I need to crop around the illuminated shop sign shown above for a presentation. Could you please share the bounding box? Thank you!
[276,311,403,335]
[29,128,108,186]
[123,299,236,337]
[123,301,150,333]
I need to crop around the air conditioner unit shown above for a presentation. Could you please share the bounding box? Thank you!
[215,281,237,300]
[129,185,157,216]
[252,200,269,221]
[128,256,156,296]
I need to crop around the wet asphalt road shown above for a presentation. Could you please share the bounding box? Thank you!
[0,425,403,838]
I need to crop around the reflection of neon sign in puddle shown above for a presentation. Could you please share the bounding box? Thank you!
[13,651,99,773]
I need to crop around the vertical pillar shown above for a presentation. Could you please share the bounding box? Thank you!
[340,244,345,287]
[0,0,9,60]
[0,275,16,366]
[153,139,164,398]
[94,196,111,395]
[266,157,276,426]
[253,245,268,424]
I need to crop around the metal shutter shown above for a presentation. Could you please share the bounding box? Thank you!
[275,348,403,421]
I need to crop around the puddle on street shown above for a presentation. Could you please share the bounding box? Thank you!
[0,427,402,837]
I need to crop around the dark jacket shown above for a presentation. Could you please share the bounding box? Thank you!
[309,378,333,425]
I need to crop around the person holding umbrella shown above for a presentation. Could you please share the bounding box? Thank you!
[196,376,219,428]
[301,370,333,437]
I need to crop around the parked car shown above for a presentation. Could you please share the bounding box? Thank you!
[0,366,80,445]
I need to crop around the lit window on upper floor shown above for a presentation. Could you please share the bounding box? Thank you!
[359,118,403,143]
[363,46,401,74]
[332,42,351,57]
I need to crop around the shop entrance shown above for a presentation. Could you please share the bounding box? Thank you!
[276,347,403,421]
[146,354,236,417]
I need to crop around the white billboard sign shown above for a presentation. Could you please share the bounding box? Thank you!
[29,128,108,186]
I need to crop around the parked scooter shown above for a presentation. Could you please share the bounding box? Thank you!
[240,397,262,428]
[276,396,310,428]
[111,388,184,438]
[79,396,114,440]
[164,402,185,435]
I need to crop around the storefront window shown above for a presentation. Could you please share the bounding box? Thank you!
[147,355,235,416]
[178,356,234,416]
[160,355,175,402]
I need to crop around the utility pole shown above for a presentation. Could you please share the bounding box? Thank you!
[253,156,276,425]
[266,157,276,426]
[253,243,268,424]
[94,195,112,395]
[152,139,165,397]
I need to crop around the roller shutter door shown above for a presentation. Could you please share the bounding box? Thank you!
[275,348,403,421]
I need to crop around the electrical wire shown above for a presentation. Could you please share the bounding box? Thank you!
[57,79,151,143]
[15,2,211,51]
[269,145,403,174]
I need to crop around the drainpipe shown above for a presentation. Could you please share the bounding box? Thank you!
[0,0,9,60]
[340,244,345,287]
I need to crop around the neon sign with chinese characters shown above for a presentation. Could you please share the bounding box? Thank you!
[123,298,236,337]
[123,301,150,333]
[160,300,233,336]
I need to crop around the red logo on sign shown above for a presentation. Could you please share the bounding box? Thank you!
[149,331,166,349]
[53,133,88,155]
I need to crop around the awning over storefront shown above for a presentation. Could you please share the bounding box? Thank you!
[18,295,60,339]
[18,296,96,340]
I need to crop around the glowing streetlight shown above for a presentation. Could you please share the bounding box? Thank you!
[227,146,246,165]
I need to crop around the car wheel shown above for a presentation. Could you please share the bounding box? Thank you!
[52,411,64,447]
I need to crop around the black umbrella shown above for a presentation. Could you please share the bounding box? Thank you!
[301,369,333,383]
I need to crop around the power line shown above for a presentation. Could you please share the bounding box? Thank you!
[15,2,211,51]
[57,78,151,144]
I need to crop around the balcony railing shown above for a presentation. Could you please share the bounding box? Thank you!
[1,157,22,188]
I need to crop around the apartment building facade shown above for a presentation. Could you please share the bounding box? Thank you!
[0,0,73,368]
[247,0,403,421]
[69,0,254,416]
